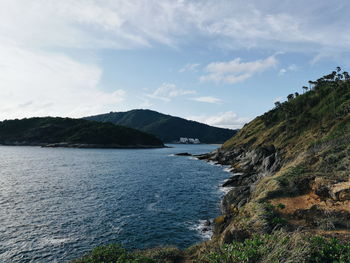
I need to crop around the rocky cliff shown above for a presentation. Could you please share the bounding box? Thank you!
[197,69,350,249]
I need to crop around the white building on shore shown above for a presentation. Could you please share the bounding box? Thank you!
[179,137,200,144]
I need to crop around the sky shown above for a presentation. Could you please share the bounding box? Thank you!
[1,0,350,129]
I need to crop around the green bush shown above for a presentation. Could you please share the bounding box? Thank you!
[204,235,269,263]
[71,244,155,263]
[202,232,350,263]
[309,237,350,263]
[277,165,305,187]
[264,203,287,229]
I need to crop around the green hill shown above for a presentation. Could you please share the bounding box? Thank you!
[0,117,164,148]
[84,109,237,143]
[196,68,350,261]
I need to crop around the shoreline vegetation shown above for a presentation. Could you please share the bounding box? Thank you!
[71,69,350,262]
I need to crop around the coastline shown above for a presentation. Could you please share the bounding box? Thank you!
[183,151,238,242]
[0,142,166,149]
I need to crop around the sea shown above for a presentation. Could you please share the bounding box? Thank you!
[0,144,231,262]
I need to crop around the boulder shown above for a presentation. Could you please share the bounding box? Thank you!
[330,181,350,201]
[175,152,192,156]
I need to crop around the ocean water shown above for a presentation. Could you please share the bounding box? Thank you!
[0,144,230,262]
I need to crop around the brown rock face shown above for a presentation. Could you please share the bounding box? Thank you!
[330,181,350,201]
[338,189,350,201]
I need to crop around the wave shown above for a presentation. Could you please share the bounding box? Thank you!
[38,237,74,246]
[188,219,213,240]
[147,193,161,212]
[207,160,220,166]
[219,185,233,195]
[222,166,232,173]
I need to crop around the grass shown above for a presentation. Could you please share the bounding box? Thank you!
[71,245,183,263]
[201,231,350,263]
[277,165,306,188]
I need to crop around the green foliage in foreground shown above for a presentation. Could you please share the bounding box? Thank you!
[71,245,183,263]
[71,234,350,263]
[309,237,350,263]
[70,244,153,263]
[203,232,350,263]
[0,117,164,147]
[85,109,237,143]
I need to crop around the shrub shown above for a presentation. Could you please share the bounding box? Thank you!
[70,244,155,263]
[202,232,350,263]
[204,235,268,263]
[277,165,305,187]
[308,237,350,263]
[264,203,287,229]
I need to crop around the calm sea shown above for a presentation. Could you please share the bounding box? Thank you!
[0,144,230,262]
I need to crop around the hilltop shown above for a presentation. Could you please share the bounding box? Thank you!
[0,117,164,148]
[84,109,237,144]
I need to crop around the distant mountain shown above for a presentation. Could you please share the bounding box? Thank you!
[84,109,238,143]
[0,117,164,148]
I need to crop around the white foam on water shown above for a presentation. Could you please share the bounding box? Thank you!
[188,219,213,240]
[207,161,219,166]
[219,185,233,195]
[39,237,72,246]
[223,167,232,173]
[147,193,161,211]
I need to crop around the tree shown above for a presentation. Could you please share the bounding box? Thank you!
[343,71,350,81]
[295,92,299,97]
[274,101,282,108]
[336,66,342,72]
[308,80,317,89]
[302,86,308,93]
[331,71,337,80]
[323,73,334,81]
[287,94,294,101]
[336,73,343,81]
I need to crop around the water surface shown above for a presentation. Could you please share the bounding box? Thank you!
[0,144,229,262]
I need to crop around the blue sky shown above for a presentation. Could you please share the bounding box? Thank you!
[0,0,350,128]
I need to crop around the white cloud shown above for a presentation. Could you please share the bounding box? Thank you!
[147,83,196,102]
[0,0,349,119]
[188,111,250,129]
[0,43,125,120]
[0,1,349,52]
[200,55,278,84]
[278,69,287,75]
[191,96,222,104]
[278,64,298,75]
[179,63,200,73]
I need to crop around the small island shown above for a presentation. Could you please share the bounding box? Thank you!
[0,117,164,149]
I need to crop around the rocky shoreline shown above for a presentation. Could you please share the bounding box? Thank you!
[196,144,284,211]
[193,140,350,246]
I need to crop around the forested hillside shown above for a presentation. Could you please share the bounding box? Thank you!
[85,109,237,143]
[0,117,164,148]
